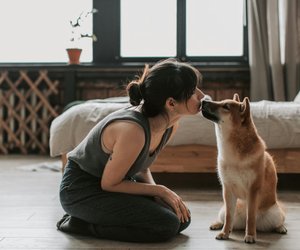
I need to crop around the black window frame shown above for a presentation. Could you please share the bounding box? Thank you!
[93,0,248,65]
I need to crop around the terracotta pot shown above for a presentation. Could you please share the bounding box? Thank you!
[66,48,82,65]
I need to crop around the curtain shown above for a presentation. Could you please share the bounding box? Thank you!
[248,0,300,101]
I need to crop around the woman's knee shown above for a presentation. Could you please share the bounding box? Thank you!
[160,215,191,241]
[178,215,191,233]
[152,213,182,241]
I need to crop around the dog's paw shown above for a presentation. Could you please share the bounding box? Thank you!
[210,221,223,230]
[244,234,256,244]
[215,231,229,240]
[274,225,287,234]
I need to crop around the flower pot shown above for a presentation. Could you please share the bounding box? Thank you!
[66,48,82,65]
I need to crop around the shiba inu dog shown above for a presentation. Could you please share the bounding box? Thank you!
[201,94,287,244]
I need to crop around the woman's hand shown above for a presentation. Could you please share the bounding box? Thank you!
[157,185,190,223]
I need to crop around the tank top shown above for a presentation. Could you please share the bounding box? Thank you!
[67,107,173,179]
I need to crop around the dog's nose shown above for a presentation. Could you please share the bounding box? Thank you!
[201,100,209,110]
[201,95,212,110]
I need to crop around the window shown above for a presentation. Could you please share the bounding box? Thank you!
[120,0,177,57]
[0,0,247,64]
[186,0,244,57]
[94,0,247,64]
[0,0,93,63]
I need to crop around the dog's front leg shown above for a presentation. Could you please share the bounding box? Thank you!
[216,186,236,240]
[244,188,259,243]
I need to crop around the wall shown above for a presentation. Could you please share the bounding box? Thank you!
[0,65,249,154]
[75,66,250,101]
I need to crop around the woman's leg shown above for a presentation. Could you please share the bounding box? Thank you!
[58,161,191,242]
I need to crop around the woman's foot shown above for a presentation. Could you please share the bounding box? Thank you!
[56,214,91,236]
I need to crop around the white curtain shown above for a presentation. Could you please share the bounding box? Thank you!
[248,0,300,101]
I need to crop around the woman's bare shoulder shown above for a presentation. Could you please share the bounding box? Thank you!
[103,120,145,145]
[110,120,144,134]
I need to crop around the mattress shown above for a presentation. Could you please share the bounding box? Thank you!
[49,97,300,157]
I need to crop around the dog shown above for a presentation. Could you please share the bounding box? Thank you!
[201,94,287,243]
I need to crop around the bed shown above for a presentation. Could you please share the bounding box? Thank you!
[49,95,300,174]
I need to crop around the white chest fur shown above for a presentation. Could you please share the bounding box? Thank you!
[215,126,257,199]
[218,162,256,199]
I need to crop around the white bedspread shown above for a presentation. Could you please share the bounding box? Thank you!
[49,98,300,157]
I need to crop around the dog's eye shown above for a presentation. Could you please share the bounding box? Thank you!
[223,104,230,110]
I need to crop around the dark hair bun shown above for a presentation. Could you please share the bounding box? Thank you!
[127,82,143,106]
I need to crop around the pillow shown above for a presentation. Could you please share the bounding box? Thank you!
[294,91,300,103]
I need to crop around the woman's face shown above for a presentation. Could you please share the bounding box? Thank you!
[177,87,205,115]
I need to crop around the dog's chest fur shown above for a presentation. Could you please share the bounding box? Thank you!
[216,127,261,199]
[218,160,256,198]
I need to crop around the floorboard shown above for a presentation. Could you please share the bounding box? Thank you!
[0,155,299,250]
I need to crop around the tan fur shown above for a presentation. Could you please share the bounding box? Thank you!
[202,94,287,244]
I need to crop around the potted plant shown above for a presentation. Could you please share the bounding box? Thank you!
[67,8,98,65]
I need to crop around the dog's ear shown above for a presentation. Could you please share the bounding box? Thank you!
[233,93,240,102]
[240,97,250,124]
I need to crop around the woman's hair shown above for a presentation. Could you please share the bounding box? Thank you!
[126,58,203,117]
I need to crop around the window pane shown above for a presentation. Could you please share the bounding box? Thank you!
[0,0,92,63]
[121,0,176,57]
[186,0,244,57]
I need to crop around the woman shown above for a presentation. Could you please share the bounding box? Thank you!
[57,58,205,242]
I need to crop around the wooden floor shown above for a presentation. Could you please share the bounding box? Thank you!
[0,155,299,250]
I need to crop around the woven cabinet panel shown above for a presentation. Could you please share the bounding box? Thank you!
[0,70,60,154]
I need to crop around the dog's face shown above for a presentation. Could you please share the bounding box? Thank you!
[201,94,251,127]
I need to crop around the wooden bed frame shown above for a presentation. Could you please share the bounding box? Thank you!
[150,145,300,174]
[61,144,300,174]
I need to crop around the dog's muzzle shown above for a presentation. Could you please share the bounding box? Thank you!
[201,100,220,123]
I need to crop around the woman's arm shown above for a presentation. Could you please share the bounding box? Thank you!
[100,121,160,196]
